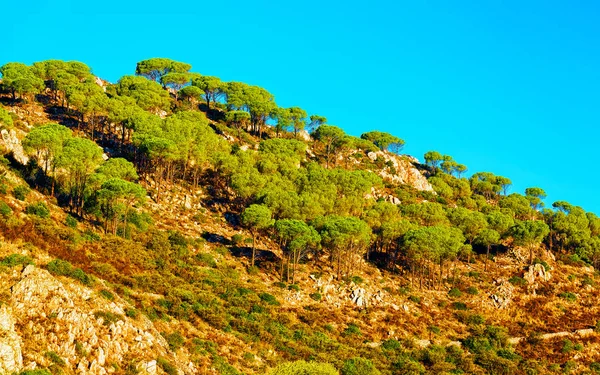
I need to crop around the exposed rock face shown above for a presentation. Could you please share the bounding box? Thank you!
[524,263,551,284]
[0,265,187,375]
[308,275,387,309]
[0,306,23,374]
[367,151,433,192]
[1,129,29,165]
[490,279,515,309]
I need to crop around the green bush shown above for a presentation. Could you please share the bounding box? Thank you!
[467,286,479,295]
[25,202,50,218]
[196,253,217,268]
[310,292,322,301]
[0,202,12,217]
[341,357,380,375]
[448,288,462,298]
[99,289,115,301]
[231,234,244,246]
[18,370,52,375]
[163,331,185,351]
[65,215,78,228]
[452,302,468,311]
[93,311,123,326]
[558,292,577,302]
[259,293,280,306]
[350,275,364,284]
[509,276,527,286]
[47,259,94,286]
[44,351,65,366]
[267,360,338,375]
[533,258,551,271]
[13,185,30,200]
[0,254,33,267]
[157,357,178,375]
[343,323,361,336]
[408,295,421,303]
[288,284,300,292]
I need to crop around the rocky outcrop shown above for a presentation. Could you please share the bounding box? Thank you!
[0,305,23,374]
[0,265,188,375]
[1,129,29,165]
[307,275,387,309]
[367,151,433,192]
[490,279,515,309]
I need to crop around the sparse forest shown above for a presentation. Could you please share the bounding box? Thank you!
[1,58,600,374]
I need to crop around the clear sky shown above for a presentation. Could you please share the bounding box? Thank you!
[3,1,600,213]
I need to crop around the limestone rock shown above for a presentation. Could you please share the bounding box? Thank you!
[0,306,23,374]
[1,129,29,165]
[366,151,433,191]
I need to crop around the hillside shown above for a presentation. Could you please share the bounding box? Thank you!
[0,59,600,375]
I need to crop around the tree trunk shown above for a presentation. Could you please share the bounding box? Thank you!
[251,232,256,267]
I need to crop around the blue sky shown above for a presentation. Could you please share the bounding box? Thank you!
[3,1,600,213]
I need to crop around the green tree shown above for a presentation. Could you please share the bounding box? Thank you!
[22,124,73,194]
[191,75,225,109]
[360,131,405,154]
[56,137,104,216]
[178,85,203,107]
[315,215,371,279]
[424,151,444,172]
[0,62,44,102]
[275,219,321,283]
[475,228,500,270]
[402,226,465,287]
[510,220,550,264]
[312,125,346,168]
[525,187,546,212]
[447,207,487,244]
[135,58,191,82]
[160,72,190,98]
[95,158,138,182]
[225,110,251,137]
[241,204,275,267]
[96,178,146,235]
[113,75,171,113]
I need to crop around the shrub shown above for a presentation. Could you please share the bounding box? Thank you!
[259,293,280,306]
[47,259,94,286]
[231,234,244,246]
[310,292,322,301]
[274,282,286,289]
[44,351,65,366]
[25,202,50,218]
[99,289,115,301]
[93,311,122,326]
[509,276,527,286]
[452,302,468,311]
[125,308,138,318]
[163,331,185,351]
[267,361,338,375]
[18,370,52,375]
[428,325,441,335]
[288,284,300,292]
[558,292,577,302]
[448,288,462,298]
[65,215,78,228]
[408,295,421,303]
[467,286,479,295]
[157,357,177,375]
[343,323,361,336]
[0,202,12,217]
[13,185,30,200]
[196,253,217,268]
[533,258,551,271]
[350,275,364,284]
[341,357,381,375]
[0,254,33,268]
